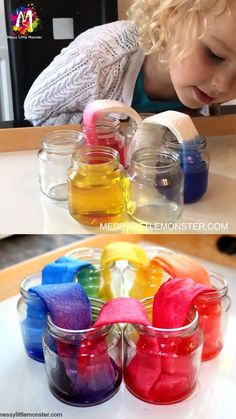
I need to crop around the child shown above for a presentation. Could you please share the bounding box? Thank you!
[24,0,236,126]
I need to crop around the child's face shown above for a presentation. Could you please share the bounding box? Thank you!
[169,3,236,108]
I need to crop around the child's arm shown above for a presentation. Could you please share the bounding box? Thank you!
[24,21,140,126]
[24,29,104,126]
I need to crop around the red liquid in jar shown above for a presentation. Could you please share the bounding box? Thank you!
[124,332,200,404]
[194,296,222,361]
[99,136,125,166]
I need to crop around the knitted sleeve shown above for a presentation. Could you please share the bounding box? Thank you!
[24,21,139,126]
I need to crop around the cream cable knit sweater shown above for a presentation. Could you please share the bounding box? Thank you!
[24,20,145,126]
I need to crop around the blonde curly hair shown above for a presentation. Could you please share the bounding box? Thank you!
[128,0,230,61]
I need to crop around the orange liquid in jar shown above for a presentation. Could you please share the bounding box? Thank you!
[68,156,127,226]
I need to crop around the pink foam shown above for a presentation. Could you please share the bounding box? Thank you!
[152,277,212,328]
[94,297,151,327]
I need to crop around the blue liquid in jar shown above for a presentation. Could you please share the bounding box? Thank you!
[161,135,209,204]
[182,146,208,203]
[20,298,47,362]
[183,161,208,203]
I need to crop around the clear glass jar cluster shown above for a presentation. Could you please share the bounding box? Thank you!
[38,124,182,226]
[38,119,209,226]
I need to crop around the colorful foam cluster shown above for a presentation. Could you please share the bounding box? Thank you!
[33,275,211,405]
[62,242,165,301]
[93,272,213,404]
[21,256,95,362]
[18,245,230,406]
[123,277,211,403]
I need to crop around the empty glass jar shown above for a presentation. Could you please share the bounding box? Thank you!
[123,299,203,404]
[67,146,127,226]
[193,271,231,361]
[127,147,184,225]
[162,134,209,203]
[83,116,126,167]
[17,272,46,362]
[42,299,122,406]
[126,123,166,167]
[38,130,85,200]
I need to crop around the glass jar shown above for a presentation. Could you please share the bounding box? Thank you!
[83,116,126,167]
[126,123,166,167]
[65,247,122,300]
[38,130,85,201]
[123,299,203,404]
[17,272,46,362]
[127,147,184,225]
[42,299,122,407]
[123,246,177,299]
[193,271,231,361]
[162,134,209,203]
[67,146,127,226]
[142,245,176,260]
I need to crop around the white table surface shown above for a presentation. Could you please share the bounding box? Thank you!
[0,246,236,419]
[0,135,235,234]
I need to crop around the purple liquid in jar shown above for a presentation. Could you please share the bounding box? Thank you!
[42,311,122,407]
[48,357,122,406]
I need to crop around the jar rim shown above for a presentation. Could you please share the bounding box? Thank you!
[71,145,120,167]
[135,298,199,336]
[83,116,120,131]
[163,134,207,149]
[126,246,176,271]
[41,130,85,153]
[65,247,111,272]
[142,245,177,258]
[20,272,42,299]
[196,270,228,299]
[46,298,114,339]
[131,147,180,172]
[66,247,102,259]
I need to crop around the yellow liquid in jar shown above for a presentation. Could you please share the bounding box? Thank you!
[68,165,128,226]
[128,264,163,300]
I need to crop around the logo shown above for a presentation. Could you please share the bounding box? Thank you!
[10,3,41,37]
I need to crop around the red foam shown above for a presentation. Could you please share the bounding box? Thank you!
[94,297,151,328]
[152,277,212,328]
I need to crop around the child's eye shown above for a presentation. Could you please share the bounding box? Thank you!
[205,48,225,62]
